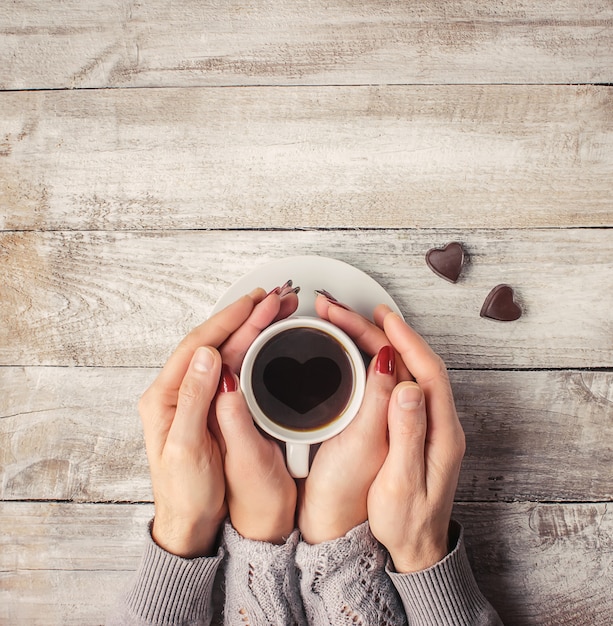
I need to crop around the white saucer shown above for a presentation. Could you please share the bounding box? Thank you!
[212,255,403,319]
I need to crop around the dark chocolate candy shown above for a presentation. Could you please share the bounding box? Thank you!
[480,284,522,321]
[425,242,465,283]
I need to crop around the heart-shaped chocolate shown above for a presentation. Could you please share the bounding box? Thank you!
[480,284,522,321]
[426,242,465,283]
[264,357,341,414]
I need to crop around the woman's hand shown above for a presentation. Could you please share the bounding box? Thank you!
[139,289,266,558]
[297,295,402,544]
[139,284,299,557]
[367,309,466,573]
[214,288,299,544]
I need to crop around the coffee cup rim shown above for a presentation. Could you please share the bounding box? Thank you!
[240,317,367,445]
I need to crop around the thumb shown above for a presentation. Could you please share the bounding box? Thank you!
[215,364,269,461]
[386,382,427,489]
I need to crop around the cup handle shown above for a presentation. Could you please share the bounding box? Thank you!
[286,442,310,478]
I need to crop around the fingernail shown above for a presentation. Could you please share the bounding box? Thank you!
[193,347,215,373]
[314,289,352,311]
[397,383,423,410]
[217,363,237,393]
[315,289,337,301]
[281,285,301,297]
[278,280,301,298]
[266,286,281,297]
[375,345,395,375]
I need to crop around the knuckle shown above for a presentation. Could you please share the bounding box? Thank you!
[444,429,466,467]
[138,388,155,418]
[380,474,414,501]
[162,437,194,463]
[179,377,205,403]
[455,432,467,461]
[433,354,449,381]
[378,477,404,500]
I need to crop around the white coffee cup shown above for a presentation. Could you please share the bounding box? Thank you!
[240,317,367,478]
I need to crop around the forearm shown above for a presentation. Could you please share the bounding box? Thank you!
[107,520,223,626]
[222,520,306,626]
[387,521,503,626]
[296,521,406,626]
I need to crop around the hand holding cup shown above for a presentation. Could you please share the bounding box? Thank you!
[367,309,466,572]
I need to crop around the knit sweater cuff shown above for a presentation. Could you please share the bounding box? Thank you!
[121,521,223,625]
[222,519,300,562]
[387,521,496,626]
[296,521,405,626]
[295,520,376,574]
[222,521,304,625]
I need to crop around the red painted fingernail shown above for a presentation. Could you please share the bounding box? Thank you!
[218,363,237,393]
[266,286,281,297]
[375,345,395,375]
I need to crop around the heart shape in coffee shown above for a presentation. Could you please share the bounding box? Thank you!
[425,242,465,283]
[264,357,342,414]
[480,284,522,321]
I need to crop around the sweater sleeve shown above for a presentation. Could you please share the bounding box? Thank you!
[221,521,306,626]
[387,521,503,626]
[107,521,223,626]
[295,521,406,626]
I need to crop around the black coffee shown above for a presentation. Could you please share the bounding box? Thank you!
[251,328,354,431]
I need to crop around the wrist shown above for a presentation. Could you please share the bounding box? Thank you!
[231,503,296,545]
[389,535,449,574]
[152,513,223,558]
[235,518,296,545]
[299,510,366,544]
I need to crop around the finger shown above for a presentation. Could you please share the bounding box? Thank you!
[322,297,389,356]
[383,312,456,404]
[153,289,265,399]
[382,312,446,387]
[167,346,222,447]
[314,293,330,320]
[373,303,393,329]
[386,382,427,490]
[316,296,412,381]
[220,291,282,372]
[384,313,464,459]
[215,367,276,469]
[345,346,396,443]
[274,291,299,322]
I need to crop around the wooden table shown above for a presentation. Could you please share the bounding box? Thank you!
[1,2,612,624]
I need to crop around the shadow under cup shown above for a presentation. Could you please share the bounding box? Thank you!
[240,317,366,477]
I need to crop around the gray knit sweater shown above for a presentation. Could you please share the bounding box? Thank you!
[108,520,502,625]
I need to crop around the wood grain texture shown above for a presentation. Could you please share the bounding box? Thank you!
[1,367,611,502]
[1,86,612,231]
[454,503,613,626]
[1,229,612,369]
[0,0,611,90]
[1,501,611,625]
[2,3,612,624]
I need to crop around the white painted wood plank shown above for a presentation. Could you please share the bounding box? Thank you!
[1,0,611,89]
[1,229,612,369]
[0,503,154,626]
[1,86,611,230]
[1,502,611,625]
[1,367,611,502]
[0,367,154,503]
